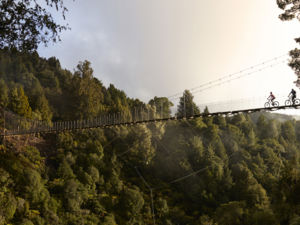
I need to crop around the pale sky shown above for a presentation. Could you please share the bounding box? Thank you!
[38,0,300,113]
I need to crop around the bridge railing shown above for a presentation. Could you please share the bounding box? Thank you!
[1,105,172,136]
[1,94,297,136]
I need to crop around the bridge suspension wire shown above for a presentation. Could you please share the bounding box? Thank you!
[165,152,237,186]
[93,129,157,225]
[2,90,300,137]
[111,134,156,225]
[167,54,289,100]
[135,167,156,225]
[198,94,289,107]
[150,123,238,189]
[190,59,288,97]
[153,137,284,190]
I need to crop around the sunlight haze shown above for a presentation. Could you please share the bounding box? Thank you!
[39,0,300,113]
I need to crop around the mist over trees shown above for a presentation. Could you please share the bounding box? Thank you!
[1,51,300,224]
[1,1,300,224]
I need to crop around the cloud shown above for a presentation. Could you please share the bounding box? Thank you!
[39,0,300,105]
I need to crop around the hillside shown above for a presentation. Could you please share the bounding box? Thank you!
[1,50,300,224]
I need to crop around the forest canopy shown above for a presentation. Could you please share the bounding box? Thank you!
[1,50,300,224]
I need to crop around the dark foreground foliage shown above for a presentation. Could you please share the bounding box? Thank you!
[0,0,68,51]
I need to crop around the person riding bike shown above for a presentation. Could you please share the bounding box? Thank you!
[289,88,297,104]
[268,92,276,105]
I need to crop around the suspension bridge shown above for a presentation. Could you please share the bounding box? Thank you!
[1,103,299,137]
[1,53,299,136]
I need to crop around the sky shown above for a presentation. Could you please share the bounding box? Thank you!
[38,0,300,113]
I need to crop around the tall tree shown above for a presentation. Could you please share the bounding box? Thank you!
[148,96,174,118]
[0,0,69,51]
[103,84,132,121]
[71,60,104,119]
[34,94,52,122]
[9,86,32,118]
[176,90,200,117]
[0,79,8,108]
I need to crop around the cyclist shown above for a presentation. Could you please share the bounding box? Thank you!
[268,92,276,105]
[289,88,296,104]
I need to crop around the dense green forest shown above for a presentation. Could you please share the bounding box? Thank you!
[1,49,300,225]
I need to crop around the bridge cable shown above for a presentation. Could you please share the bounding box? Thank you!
[111,128,156,225]
[168,54,288,100]
[190,59,288,97]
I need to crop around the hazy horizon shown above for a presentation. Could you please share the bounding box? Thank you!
[39,0,300,113]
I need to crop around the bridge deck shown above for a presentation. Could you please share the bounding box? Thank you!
[2,104,300,136]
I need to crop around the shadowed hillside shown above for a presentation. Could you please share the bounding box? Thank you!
[1,51,300,224]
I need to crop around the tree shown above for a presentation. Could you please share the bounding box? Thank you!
[0,79,8,108]
[215,201,245,225]
[118,187,144,221]
[33,94,53,122]
[277,0,300,21]
[104,84,132,121]
[71,60,104,119]
[281,120,296,142]
[0,0,69,51]
[176,90,200,117]
[277,1,300,86]
[148,96,174,118]
[9,86,32,118]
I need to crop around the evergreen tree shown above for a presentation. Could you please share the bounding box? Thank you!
[9,86,32,118]
[176,90,200,117]
[281,120,296,142]
[148,96,174,118]
[0,79,8,108]
[34,94,52,122]
[104,84,132,121]
[71,60,104,119]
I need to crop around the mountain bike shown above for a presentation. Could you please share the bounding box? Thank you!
[264,99,279,108]
[285,96,300,106]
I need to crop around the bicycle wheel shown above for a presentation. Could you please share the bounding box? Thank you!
[264,102,270,108]
[285,99,291,106]
[273,101,279,107]
[294,99,300,105]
